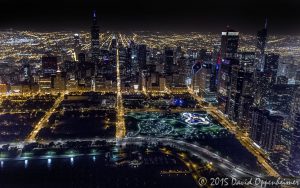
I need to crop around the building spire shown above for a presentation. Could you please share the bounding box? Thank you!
[264,18,268,30]
[93,10,96,18]
[92,10,97,25]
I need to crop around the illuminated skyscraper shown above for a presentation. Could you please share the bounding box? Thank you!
[250,108,283,151]
[164,47,175,75]
[74,34,80,58]
[91,10,100,65]
[54,69,66,91]
[137,44,147,71]
[217,28,240,114]
[220,28,239,59]
[289,87,300,175]
[228,65,244,122]
[253,53,279,107]
[42,56,58,77]
[22,61,31,83]
[256,19,268,72]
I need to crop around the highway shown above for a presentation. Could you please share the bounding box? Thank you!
[1,136,263,180]
[121,136,264,179]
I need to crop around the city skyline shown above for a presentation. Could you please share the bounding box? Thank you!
[1,4,300,188]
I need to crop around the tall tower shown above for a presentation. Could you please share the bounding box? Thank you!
[91,10,100,91]
[91,10,100,65]
[256,18,268,72]
[217,27,239,114]
[220,27,239,59]
[73,33,80,60]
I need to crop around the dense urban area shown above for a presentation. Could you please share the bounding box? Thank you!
[0,11,300,188]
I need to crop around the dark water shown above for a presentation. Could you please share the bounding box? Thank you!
[0,155,197,188]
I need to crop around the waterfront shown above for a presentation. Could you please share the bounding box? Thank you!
[126,111,262,172]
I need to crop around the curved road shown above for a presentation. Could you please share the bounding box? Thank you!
[119,136,264,179]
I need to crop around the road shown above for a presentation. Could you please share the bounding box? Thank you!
[187,87,280,177]
[1,136,263,180]
[115,45,126,139]
[121,137,263,179]
[125,107,202,113]
[26,93,65,141]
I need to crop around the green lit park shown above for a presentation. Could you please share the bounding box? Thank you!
[126,111,229,139]
[125,111,261,172]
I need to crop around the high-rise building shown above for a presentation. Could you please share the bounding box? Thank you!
[111,35,117,50]
[194,62,216,102]
[237,70,254,129]
[268,84,298,114]
[264,53,279,84]
[237,52,255,72]
[78,53,86,64]
[211,43,221,92]
[137,44,147,71]
[217,28,240,114]
[22,61,32,83]
[164,47,175,75]
[42,56,58,77]
[63,60,76,73]
[256,19,268,72]
[53,69,66,91]
[228,65,244,122]
[253,53,280,107]
[250,108,283,151]
[217,58,239,114]
[220,28,239,59]
[191,61,203,93]
[74,33,80,58]
[289,87,300,175]
[91,10,100,65]
[277,57,298,81]
[253,71,271,107]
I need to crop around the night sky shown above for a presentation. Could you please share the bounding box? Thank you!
[0,0,299,34]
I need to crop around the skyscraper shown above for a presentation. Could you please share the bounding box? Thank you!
[256,19,268,72]
[220,28,239,59]
[73,34,80,59]
[264,53,279,84]
[194,62,216,101]
[217,28,240,114]
[22,61,32,83]
[254,53,279,107]
[250,108,283,151]
[289,87,300,175]
[228,65,244,122]
[137,44,147,71]
[91,10,100,65]
[42,56,58,77]
[217,57,240,114]
[54,69,66,91]
[164,47,175,75]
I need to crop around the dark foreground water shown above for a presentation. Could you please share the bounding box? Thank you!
[0,154,197,188]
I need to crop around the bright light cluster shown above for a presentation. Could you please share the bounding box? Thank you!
[181,112,210,125]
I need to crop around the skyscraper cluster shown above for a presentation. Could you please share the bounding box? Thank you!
[0,12,299,176]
